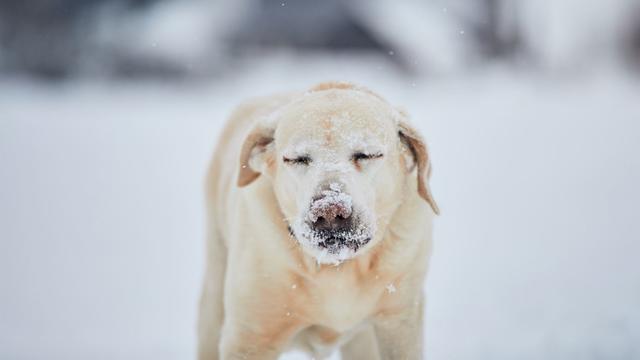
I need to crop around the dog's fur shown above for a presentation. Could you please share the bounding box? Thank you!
[198,82,439,360]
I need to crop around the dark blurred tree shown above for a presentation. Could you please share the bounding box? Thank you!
[230,0,386,51]
[465,0,522,60]
[625,7,640,69]
[0,0,159,79]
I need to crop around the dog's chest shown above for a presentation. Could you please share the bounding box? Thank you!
[304,271,380,332]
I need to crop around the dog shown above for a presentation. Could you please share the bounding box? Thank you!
[198,81,439,360]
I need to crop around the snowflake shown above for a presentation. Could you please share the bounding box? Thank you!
[386,283,396,294]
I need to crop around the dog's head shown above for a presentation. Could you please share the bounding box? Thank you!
[237,82,438,264]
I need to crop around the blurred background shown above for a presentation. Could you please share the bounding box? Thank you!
[1,0,640,359]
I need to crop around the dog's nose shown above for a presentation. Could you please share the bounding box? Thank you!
[308,184,353,232]
[311,202,352,232]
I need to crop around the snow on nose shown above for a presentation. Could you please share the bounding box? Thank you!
[307,183,353,224]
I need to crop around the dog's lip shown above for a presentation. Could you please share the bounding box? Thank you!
[288,224,371,252]
[287,220,372,255]
[318,236,371,252]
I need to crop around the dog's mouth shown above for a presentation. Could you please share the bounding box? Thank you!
[313,229,371,253]
[288,219,374,263]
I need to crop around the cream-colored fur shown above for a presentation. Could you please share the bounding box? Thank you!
[198,82,438,360]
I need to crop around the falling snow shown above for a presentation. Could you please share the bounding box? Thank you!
[386,283,397,294]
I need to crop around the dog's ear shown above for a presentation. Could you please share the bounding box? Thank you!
[237,123,275,187]
[398,120,440,215]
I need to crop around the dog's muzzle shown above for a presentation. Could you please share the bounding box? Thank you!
[301,185,371,253]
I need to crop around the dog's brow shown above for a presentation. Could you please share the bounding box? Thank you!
[343,132,386,148]
[284,140,323,155]
[347,140,385,154]
[352,144,385,153]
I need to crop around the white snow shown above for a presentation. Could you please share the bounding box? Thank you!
[328,182,342,192]
[1,54,639,360]
[386,283,396,294]
[352,0,473,74]
[91,0,247,73]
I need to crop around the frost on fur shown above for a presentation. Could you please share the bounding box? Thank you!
[306,185,352,223]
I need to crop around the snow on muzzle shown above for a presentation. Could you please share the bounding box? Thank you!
[298,182,372,254]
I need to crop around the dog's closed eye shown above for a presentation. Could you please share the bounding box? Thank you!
[283,155,312,166]
[352,152,384,162]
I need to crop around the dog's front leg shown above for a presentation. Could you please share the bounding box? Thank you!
[373,295,425,360]
[219,317,301,360]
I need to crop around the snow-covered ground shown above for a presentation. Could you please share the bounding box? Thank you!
[1,55,639,359]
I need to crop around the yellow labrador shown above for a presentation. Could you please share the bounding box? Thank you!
[198,82,439,360]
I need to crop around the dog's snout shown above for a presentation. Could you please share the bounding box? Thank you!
[307,182,353,232]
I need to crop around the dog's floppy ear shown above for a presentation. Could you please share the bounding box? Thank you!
[398,120,440,215]
[237,123,275,187]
